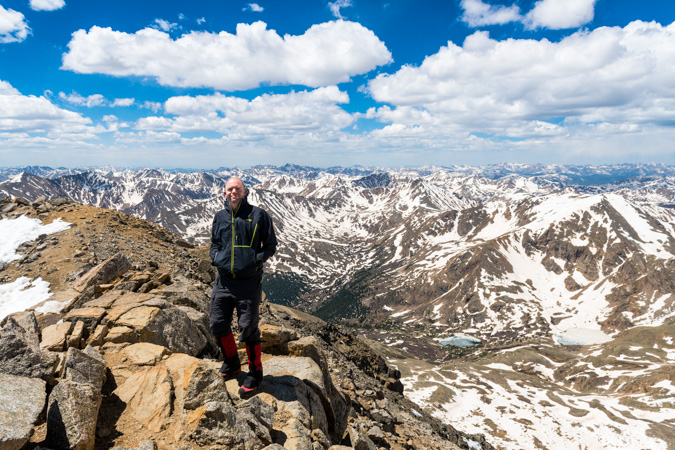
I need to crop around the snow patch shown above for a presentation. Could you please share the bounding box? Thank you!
[0,215,71,320]
[463,437,482,450]
[485,363,512,371]
[555,328,612,346]
[0,216,71,263]
[0,277,54,320]
[438,334,481,348]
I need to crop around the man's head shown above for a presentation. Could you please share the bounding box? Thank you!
[225,177,247,210]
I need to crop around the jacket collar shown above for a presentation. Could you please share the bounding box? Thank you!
[225,195,248,216]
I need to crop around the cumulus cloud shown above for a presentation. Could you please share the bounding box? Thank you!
[58,91,135,108]
[0,82,103,162]
[138,86,354,138]
[0,5,30,43]
[153,19,178,32]
[244,3,264,12]
[525,0,596,30]
[328,0,352,20]
[460,0,521,27]
[59,92,105,107]
[461,0,596,30]
[112,98,135,107]
[142,101,163,112]
[61,21,391,90]
[101,114,133,132]
[30,0,65,12]
[367,21,675,140]
[0,81,20,95]
[0,80,92,133]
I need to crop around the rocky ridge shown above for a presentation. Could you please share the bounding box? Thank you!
[0,198,490,450]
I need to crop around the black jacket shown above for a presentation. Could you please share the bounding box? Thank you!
[210,196,277,279]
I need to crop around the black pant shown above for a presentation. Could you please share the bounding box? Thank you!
[209,272,262,344]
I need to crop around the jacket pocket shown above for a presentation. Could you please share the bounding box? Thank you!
[233,246,258,277]
[213,249,229,269]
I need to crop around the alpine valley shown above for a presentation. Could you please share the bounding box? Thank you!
[2,163,674,449]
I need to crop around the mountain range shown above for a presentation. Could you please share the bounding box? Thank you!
[2,164,674,341]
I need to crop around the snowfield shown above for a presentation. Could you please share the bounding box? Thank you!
[0,216,71,320]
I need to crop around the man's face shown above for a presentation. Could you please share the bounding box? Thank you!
[225,178,246,208]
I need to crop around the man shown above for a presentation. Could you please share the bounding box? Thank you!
[209,177,277,397]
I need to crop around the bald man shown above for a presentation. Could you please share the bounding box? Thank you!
[209,177,277,397]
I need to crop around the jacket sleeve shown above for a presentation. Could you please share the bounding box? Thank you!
[209,214,220,264]
[256,211,277,263]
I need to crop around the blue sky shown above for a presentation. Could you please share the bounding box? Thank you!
[1,0,674,168]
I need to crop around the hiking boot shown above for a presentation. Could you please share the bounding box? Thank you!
[219,362,241,381]
[239,342,263,397]
[238,370,263,397]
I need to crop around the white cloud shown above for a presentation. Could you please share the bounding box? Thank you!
[30,0,65,12]
[154,18,178,32]
[115,130,183,144]
[58,92,135,108]
[525,0,596,30]
[0,80,92,133]
[62,21,391,90]
[0,132,100,149]
[142,101,163,112]
[0,5,30,43]
[0,80,19,95]
[460,0,521,27]
[102,114,132,132]
[461,0,596,30]
[59,92,105,107]
[197,17,206,25]
[505,120,566,138]
[328,0,352,20]
[367,21,675,141]
[244,3,264,12]
[112,98,135,107]
[138,86,353,137]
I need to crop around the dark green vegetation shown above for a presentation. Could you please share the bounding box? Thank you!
[263,271,311,307]
[313,266,376,322]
